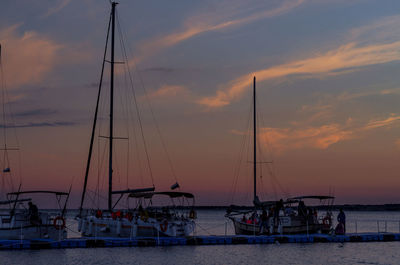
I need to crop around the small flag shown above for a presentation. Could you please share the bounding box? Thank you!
[3,168,10,173]
[170,182,179,190]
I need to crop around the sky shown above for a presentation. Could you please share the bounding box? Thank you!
[1,0,400,207]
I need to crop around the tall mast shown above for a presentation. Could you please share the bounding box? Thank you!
[253,76,257,204]
[79,8,112,216]
[108,1,117,211]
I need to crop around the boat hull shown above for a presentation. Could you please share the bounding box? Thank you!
[230,216,322,235]
[0,212,67,240]
[78,216,195,238]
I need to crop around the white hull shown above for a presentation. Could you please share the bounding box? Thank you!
[230,216,322,235]
[78,215,195,237]
[0,211,67,240]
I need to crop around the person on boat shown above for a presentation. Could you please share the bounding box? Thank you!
[260,209,269,234]
[337,208,346,233]
[307,208,314,225]
[241,214,247,223]
[273,199,284,232]
[249,212,257,225]
[313,209,318,224]
[138,205,149,221]
[28,201,40,225]
[298,201,307,219]
[322,211,333,232]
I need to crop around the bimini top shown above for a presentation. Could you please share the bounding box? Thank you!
[288,195,335,201]
[128,191,195,199]
[112,187,155,195]
[8,190,69,196]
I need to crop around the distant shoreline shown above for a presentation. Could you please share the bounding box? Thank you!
[17,204,400,212]
[191,204,400,211]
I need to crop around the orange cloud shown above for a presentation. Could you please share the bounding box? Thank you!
[0,24,62,89]
[242,114,400,154]
[147,85,187,99]
[41,0,71,18]
[134,0,304,63]
[260,125,353,153]
[198,41,400,108]
[363,115,400,130]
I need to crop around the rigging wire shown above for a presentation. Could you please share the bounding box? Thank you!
[0,45,18,196]
[116,11,179,188]
[115,11,155,187]
[228,80,292,205]
[229,99,253,204]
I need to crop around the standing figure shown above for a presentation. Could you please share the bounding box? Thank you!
[28,201,40,225]
[336,208,346,234]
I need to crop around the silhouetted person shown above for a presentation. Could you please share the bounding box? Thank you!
[28,201,39,225]
[298,201,307,218]
[241,214,247,223]
[274,199,284,232]
[337,208,346,234]
[260,209,268,234]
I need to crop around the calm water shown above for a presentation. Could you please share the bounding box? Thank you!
[1,210,400,265]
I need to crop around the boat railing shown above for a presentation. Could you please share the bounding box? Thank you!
[346,219,400,234]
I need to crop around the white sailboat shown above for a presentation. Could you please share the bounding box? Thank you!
[226,76,334,235]
[0,44,70,240]
[77,2,196,238]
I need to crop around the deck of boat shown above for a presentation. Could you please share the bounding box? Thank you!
[0,233,399,249]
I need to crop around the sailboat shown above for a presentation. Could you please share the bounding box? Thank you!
[226,76,334,235]
[77,2,196,238]
[0,44,70,240]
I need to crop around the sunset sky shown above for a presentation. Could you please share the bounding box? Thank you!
[1,0,400,207]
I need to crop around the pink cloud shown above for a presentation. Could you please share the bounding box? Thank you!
[237,114,400,154]
[133,0,304,63]
[147,85,187,99]
[198,41,400,108]
[260,124,353,153]
[0,24,62,89]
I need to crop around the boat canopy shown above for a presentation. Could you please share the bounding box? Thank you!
[129,191,194,199]
[8,190,69,196]
[288,195,335,200]
[112,187,155,194]
[254,199,295,207]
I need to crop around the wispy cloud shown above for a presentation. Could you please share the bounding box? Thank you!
[336,87,400,101]
[198,41,400,108]
[0,121,77,128]
[0,24,92,89]
[349,15,400,45]
[260,124,353,153]
[0,24,62,89]
[363,115,400,130]
[14,108,57,118]
[134,0,304,63]
[41,0,71,18]
[256,114,400,154]
[147,85,187,99]
[141,67,175,73]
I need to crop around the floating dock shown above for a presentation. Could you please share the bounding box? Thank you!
[0,233,400,250]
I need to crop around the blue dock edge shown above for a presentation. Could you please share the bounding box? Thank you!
[0,233,399,250]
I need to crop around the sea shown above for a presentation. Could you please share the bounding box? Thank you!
[2,210,400,265]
